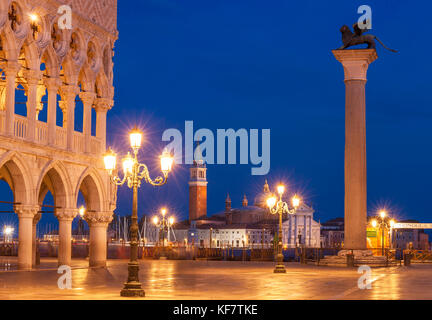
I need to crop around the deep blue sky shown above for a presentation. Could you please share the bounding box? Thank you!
[2,0,432,232]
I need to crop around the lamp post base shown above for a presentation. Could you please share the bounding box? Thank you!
[274,253,286,273]
[273,264,286,273]
[120,282,145,297]
[120,262,145,297]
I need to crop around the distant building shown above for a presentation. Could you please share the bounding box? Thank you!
[393,220,430,250]
[174,157,322,248]
[320,218,344,248]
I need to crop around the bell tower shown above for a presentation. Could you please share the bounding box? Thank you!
[189,144,207,222]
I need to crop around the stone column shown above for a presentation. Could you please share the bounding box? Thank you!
[94,98,113,152]
[55,209,77,266]
[44,78,61,146]
[79,92,96,154]
[32,213,41,267]
[59,85,80,151]
[24,70,42,142]
[4,61,20,136]
[333,49,377,251]
[85,212,113,268]
[15,205,39,270]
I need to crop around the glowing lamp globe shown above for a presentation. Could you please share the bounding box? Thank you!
[160,148,174,174]
[371,220,377,228]
[29,13,38,22]
[292,195,301,209]
[78,206,85,217]
[277,185,285,196]
[379,210,387,219]
[161,208,167,216]
[390,219,395,228]
[169,217,174,225]
[129,127,143,150]
[153,216,159,225]
[103,148,117,172]
[266,196,277,210]
[122,152,134,175]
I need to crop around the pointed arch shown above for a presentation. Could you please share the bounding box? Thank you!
[20,40,40,71]
[41,45,60,78]
[0,28,19,61]
[0,151,34,204]
[36,160,73,209]
[75,167,106,212]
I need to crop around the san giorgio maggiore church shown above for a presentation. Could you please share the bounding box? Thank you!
[170,156,321,249]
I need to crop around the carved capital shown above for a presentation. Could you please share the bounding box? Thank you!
[59,85,80,102]
[85,211,113,227]
[79,91,97,106]
[44,77,62,92]
[33,213,42,225]
[3,61,21,77]
[94,98,113,112]
[332,49,378,82]
[55,208,78,221]
[23,70,42,86]
[14,205,40,219]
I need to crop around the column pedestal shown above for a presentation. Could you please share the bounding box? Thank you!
[333,49,378,251]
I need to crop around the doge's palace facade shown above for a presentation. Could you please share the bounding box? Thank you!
[0,0,118,269]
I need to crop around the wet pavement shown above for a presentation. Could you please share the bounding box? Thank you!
[0,257,429,300]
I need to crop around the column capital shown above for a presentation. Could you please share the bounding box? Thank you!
[23,70,42,85]
[332,49,378,82]
[79,91,97,105]
[59,85,80,101]
[94,98,114,112]
[14,205,40,219]
[44,77,62,91]
[55,208,78,221]
[85,211,113,226]
[33,212,42,225]
[3,61,21,76]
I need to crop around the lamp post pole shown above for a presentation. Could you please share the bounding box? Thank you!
[266,184,300,274]
[153,208,174,259]
[371,211,395,257]
[104,127,174,297]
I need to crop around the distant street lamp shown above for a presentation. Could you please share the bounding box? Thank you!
[153,208,175,257]
[371,210,396,256]
[78,206,86,237]
[3,226,14,243]
[104,127,174,297]
[266,184,301,273]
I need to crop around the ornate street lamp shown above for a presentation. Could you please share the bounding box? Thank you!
[266,184,301,273]
[370,210,396,256]
[104,127,174,297]
[153,208,175,258]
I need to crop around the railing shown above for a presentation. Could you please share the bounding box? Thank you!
[0,114,103,156]
[55,126,67,149]
[14,114,27,139]
[73,131,85,153]
[90,136,102,155]
[36,121,48,144]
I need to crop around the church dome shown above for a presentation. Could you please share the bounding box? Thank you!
[253,180,274,208]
